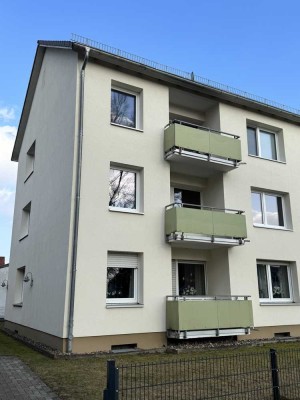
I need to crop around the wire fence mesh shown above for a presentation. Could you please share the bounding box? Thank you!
[102,348,300,399]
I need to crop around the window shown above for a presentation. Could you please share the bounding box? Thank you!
[20,202,31,240]
[14,267,25,305]
[247,126,278,160]
[109,165,142,212]
[111,82,142,130]
[174,188,201,209]
[25,141,35,181]
[257,263,292,302]
[107,252,142,305]
[172,261,206,296]
[251,191,285,228]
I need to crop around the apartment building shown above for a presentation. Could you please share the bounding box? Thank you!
[0,257,9,319]
[5,37,300,353]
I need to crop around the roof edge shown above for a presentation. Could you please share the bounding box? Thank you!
[12,41,73,162]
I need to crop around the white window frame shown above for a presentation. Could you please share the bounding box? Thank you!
[251,191,286,229]
[109,165,142,214]
[172,260,206,296]
[257,262,293,303]
[106,252,140,305]
[111,84,142,130]
[247,126,279,161]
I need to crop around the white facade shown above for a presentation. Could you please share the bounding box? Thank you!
[5,40,300,352]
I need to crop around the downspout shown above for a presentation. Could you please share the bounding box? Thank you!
[67,46,90,353]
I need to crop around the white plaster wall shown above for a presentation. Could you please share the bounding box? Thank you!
[219,102,300,328]
[73,63,172,337]
[5,48,78,337]
[0,267,9,318]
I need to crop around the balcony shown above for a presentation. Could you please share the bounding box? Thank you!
[165,204,247,248]
[166,295,253,339]
[164,120,242,177]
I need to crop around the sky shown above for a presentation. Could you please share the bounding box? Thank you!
[1,0,300,261]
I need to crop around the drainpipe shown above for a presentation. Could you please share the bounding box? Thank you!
[67,46,90,353]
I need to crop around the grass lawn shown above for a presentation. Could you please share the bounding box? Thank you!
[1,323,300,400]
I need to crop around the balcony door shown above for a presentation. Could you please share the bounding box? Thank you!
[172,261,206,296]
[173,188,201,209]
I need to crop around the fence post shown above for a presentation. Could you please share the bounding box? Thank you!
[270,348,280,400]
[103,360,119,400]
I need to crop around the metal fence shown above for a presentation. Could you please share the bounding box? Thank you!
[71,33,300,116]
[103,348,300,400]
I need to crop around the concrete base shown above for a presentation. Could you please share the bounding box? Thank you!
[238,325,300,340]
[4,321,167,353]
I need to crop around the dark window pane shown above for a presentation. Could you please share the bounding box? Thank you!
[111,90,136,128]
[265,194,284,226]
[247,127,258,156]
[260,130,277,160]
[178,263,205,296]
[251,192,263,224]
[270,265,290,299]
[107,268,134,298]
[109,169,136,209]
[257,264,269,298]
[174,188,200,209]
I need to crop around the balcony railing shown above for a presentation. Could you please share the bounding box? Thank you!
[164,120,242,173]
[166,295,253,339]
[165,203,247,246]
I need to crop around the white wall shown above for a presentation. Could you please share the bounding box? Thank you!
[5,48,78,337]
[219,102,300,328]
[73,63,172,337]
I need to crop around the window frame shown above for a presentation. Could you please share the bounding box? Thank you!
[106,252,141,305]
[109,165,142,214]
[172,260,207,296]
[110,85,142,130]
[257,262,293,303]
[14,267,25,306]
[24,141,36,182]
[19,202,31,240]
[247,126,279,161]
[251,191,286,229]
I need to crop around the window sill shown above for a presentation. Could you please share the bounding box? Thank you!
[253,224,292,232]
[106,303,144,309]
[24,170,34,183]
[109,207,144,215]
[259,302,298,306]
[110,122,143,133]
[19,234,29,242]
[248,155,286,164]
[13,303,23,308]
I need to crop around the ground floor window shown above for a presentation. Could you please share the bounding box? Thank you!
[107,252,140,304]
[257,263,292,302]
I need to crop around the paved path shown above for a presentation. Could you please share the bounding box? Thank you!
[0,356,60,399]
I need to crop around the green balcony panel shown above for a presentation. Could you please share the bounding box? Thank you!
[165,207,247,239]
[166,299,253,331]
[164,123,241,162]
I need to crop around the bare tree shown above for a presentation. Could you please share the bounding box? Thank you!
[111,90,135,127]
[109,169,136,208]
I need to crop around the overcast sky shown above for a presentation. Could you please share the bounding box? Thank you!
[1,0,300,261]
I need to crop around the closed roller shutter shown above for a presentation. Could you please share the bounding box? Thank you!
[108,252,139,269]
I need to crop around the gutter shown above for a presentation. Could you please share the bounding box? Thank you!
[67,46,90,353]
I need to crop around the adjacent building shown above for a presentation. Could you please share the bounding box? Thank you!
[0,257,9,319]
[5,37,300,352]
